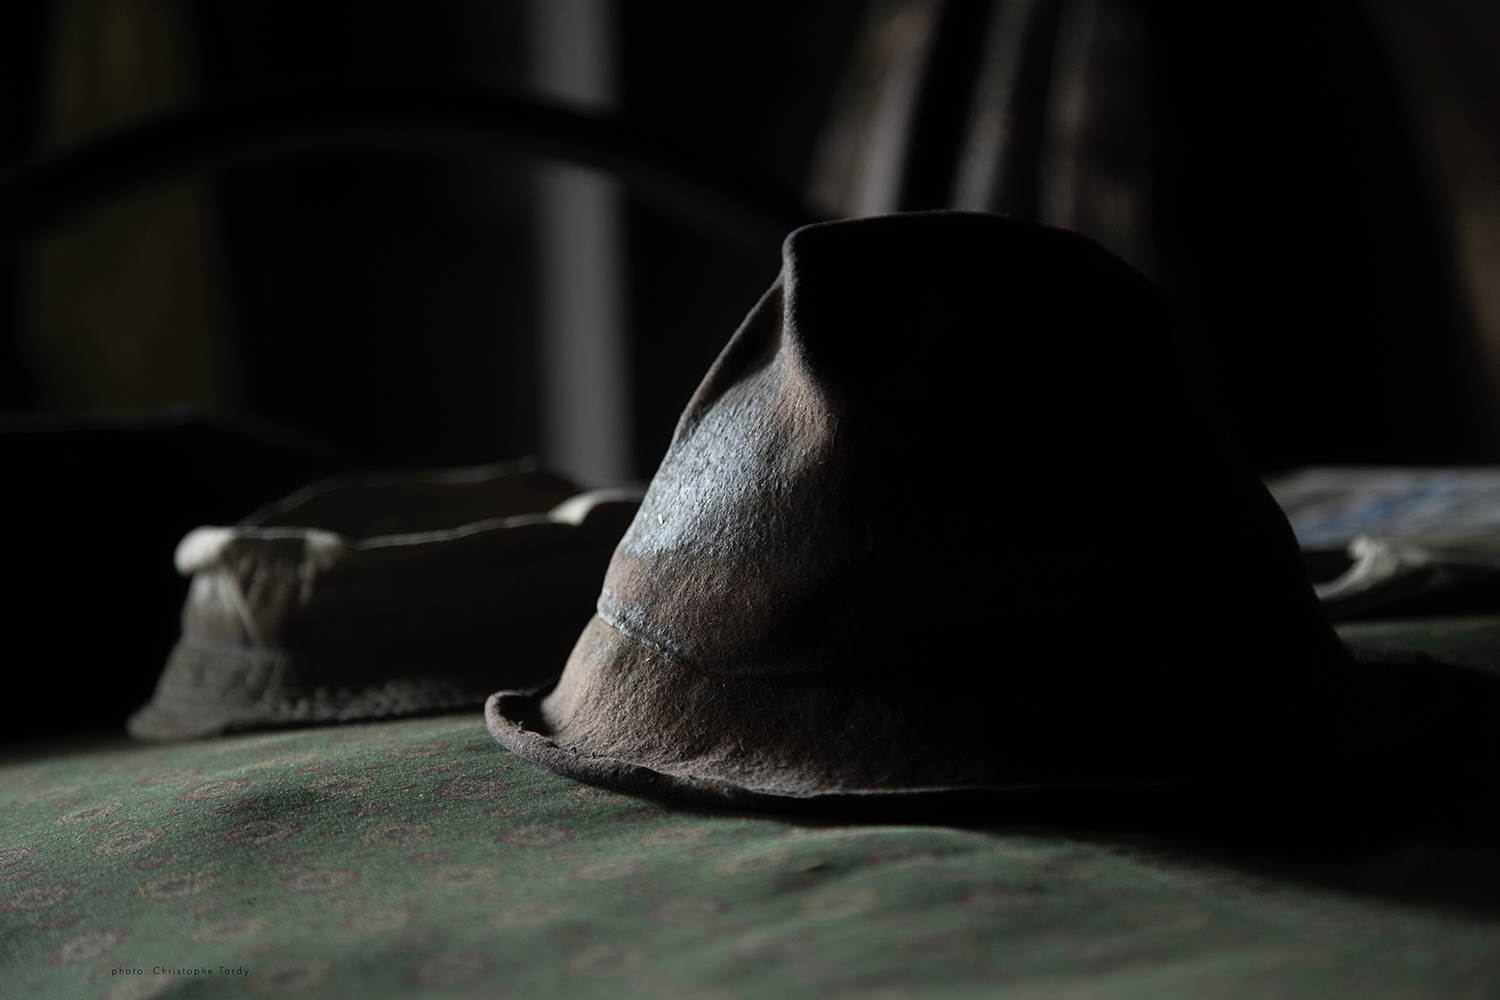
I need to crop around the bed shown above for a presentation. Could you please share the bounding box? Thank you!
[5,614,1499,1000]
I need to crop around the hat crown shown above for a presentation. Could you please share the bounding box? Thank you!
[598,212,1333,693]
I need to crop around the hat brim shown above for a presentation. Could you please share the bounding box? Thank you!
[482,685,1198,816]
[486,614,1500,813]
[483,616,1206,811]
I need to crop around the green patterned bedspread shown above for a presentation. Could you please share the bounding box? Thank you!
[2,709,1499,999]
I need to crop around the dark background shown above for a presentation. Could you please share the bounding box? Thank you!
[0,1,867,743]
[1,0,1492,744]
[1148,1,1494,472]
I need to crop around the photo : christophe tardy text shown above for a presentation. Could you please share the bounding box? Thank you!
[111,965,250,977]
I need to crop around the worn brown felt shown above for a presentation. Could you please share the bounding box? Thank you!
[486,212,1358,803]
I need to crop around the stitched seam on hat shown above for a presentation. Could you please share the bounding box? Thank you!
[593,608,835,679]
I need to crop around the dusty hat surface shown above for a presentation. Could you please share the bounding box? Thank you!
[130,461,641,742]
[485,212,1355,807]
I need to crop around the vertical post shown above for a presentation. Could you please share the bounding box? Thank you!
[528,0,631,485]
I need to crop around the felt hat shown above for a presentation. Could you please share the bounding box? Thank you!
[484,212,1355,807]
[130,461,641,742]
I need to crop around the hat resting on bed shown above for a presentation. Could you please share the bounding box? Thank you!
[130,462,641,742]
[486,212,1353,806]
